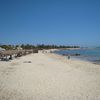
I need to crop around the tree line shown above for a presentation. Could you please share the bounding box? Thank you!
[0,44,80,50]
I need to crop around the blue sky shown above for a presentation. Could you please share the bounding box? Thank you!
[0,0,100,46]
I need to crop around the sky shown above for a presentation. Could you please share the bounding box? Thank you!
[0,0,100,46]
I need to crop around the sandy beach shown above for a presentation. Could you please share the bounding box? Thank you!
[0,52,100,100]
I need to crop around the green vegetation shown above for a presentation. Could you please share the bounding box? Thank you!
[0,44,80,50]
[0,45,14,50]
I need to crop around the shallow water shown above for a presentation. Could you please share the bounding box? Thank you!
[54,47,100,64]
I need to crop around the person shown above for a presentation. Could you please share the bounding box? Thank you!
[68,55,70,60]
[9,55,12,60]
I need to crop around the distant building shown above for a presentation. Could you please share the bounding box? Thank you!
[16,46,23,51]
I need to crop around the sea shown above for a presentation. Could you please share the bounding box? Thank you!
[54,47,100,64]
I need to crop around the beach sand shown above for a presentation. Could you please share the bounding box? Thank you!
[0,52,100,100]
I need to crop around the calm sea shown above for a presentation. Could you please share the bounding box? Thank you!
[54,47,100,64]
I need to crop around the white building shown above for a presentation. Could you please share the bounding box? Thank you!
[0,47,5,52]
[16,46,23,51]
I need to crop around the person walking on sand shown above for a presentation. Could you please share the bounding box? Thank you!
[68,55,70,60]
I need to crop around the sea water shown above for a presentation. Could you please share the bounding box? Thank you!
[54,47,100,64]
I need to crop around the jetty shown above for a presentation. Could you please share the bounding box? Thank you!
[63,53,80,56]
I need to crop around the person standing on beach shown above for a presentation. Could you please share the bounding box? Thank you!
[68,55,70,60]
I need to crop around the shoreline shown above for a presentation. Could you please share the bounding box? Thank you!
[51,48,100,65]
[0,48,100,65]
[47,52,100,66]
